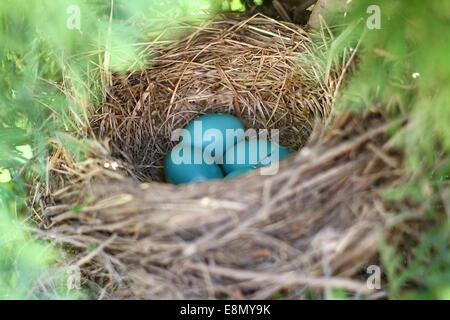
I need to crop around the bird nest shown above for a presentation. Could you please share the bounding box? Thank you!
[30,14,405,299]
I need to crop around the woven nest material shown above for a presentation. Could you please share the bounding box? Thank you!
[30,15,405,299]
[91,15,334,181]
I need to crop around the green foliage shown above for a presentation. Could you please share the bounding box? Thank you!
[380,223,450,300]
[222,0,263,12]
[325,288,350,300]
[336,1,450,178]
[331,0,450,299]
[0,205,85,299]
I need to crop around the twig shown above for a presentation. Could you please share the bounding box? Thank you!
[76,234,117,267]
[189,264,372,294]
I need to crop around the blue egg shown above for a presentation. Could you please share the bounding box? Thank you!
[224,167,256,180]
[165,145,224,185]
[180,114,245,160]
[222,139,292,174]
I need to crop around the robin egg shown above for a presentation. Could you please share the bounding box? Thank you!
[165,145,224,185]
[180,114,245,160]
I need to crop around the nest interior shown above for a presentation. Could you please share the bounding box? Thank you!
[31,15,405,299]
[91,15,333,182]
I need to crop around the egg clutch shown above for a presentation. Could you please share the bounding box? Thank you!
[165,114,292,185]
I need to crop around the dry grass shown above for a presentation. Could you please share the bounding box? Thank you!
[90,14,336,181]
[29,14,407,299]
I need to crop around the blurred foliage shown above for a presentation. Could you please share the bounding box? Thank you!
[329,0,450,299]
[380,223,450,300]
[222,0,263,12]
[334,1,450,179]
[0,206,86,299]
